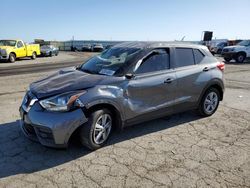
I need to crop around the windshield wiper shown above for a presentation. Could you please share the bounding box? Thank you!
[81,68,96,74]
[81,68,111,76]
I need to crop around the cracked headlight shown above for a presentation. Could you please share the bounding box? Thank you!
[39,91,86,112]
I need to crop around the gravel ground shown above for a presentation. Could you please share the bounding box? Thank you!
[0,53,249,187]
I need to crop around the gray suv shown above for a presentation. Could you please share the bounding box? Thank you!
[19,42,225,150]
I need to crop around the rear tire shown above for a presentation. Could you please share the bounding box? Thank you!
[9,53,16,63]
[198,88,220,117]
[79,109,113,150]
[49,52,53,57]
[31,52,36,60]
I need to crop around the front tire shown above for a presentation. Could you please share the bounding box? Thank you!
[9,53,16,63]
[198,88,220,117]
[80,109,113,150]
[235,53,246,63]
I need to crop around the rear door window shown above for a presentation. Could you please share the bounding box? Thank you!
[175,48,195,68]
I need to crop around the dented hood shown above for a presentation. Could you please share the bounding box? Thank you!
[30,68,106,99]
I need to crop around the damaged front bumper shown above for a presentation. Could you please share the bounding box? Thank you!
[19,92,88,148]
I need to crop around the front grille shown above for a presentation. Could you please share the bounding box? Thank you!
[0,49,7,56]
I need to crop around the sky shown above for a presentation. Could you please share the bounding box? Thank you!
[1,0,250,42]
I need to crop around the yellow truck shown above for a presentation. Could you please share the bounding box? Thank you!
[0,39,41,63]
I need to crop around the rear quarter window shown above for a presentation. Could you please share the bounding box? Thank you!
[193,49,205,64]
[175,48,195,68]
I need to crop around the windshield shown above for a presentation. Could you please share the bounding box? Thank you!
[0,40,16,46]
[81,47,141,76]
[237,40,250,46]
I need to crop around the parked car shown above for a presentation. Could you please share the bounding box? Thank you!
[19,42,225,150]
[40,45,59,57]
[82,44,92,52]
[0,39,40,63]
[92,43,104,52]
[222,40,250,63]
[210,41,228,54]
[105,44,113,50]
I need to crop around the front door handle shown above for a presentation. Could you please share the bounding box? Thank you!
[164,78,174,84]
[203,67,209,72]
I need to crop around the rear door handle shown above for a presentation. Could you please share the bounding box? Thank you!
[164,78,174,84]
[203,67,210,72]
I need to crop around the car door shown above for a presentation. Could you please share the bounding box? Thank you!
[173,48,211,112]
[124,48,177,124]
[16,41,26,57]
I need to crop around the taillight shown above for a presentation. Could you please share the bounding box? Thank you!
[217,62,225,71]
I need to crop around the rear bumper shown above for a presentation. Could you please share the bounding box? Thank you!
[19,100,88,148]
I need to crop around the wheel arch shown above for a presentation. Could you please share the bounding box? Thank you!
[84,102,123,131]
[9,51,16,57]
[198,79,224,104]
[65,102,124,146]
[237,51,247,56]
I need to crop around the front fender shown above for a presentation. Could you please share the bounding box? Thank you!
[78,86,126,121]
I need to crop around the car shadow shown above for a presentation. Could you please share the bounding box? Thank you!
[0,111,202,179]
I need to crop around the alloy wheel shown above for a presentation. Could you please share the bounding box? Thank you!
[203,91,218,114]
[93,114,112,144]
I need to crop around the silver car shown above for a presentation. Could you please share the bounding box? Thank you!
[19,42,225,150]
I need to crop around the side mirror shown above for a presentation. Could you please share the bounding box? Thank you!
[75,64,81,70]
[125,73,134,79]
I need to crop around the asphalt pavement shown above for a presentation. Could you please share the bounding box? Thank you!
[0,52,249,187]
